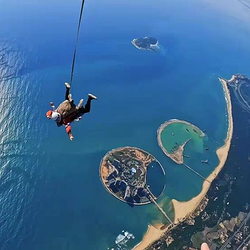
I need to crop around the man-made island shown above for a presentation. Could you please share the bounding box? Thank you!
[132,37,160,51]
[157,119,205,164]
[100,147,166,205]
[134,76,233,250]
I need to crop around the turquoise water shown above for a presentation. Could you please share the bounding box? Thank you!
[160,121,206,153]
[1,0,250,249]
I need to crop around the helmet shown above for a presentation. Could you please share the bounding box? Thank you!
[46,110,53,118]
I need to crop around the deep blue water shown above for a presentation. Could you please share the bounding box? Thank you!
[146,161,165,198]
[1,0,250,249]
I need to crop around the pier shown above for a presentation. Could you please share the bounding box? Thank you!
[182,163,210,183]
[145,186,174,225]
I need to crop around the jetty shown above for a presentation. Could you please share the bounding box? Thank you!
[145,185,174,225]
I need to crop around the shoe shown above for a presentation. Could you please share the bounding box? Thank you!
[68,94,73,102]
[88,93,97,100]
[76,99,84,109]
[65,82,71,89]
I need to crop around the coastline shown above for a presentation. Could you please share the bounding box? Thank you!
[134,77,233,249]
[133,225,164,250]
[173,77,233,222]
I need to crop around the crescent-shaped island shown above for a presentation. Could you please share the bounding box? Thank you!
[157,119,206,164]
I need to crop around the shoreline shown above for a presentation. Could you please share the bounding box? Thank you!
[173,77,233,222]
[134,77,233,249]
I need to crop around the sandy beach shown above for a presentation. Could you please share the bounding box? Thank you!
[134,77,233,249]
[173,77,233,223]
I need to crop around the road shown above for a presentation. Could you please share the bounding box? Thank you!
[219,212,250,250]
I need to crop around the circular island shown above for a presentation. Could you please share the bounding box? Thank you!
[157,119,206,164]
[100,147,166,205]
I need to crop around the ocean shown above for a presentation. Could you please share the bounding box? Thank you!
[1,0,250,249]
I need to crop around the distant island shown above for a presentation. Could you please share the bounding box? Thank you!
[100,147,166,206]
[131,37,160,51]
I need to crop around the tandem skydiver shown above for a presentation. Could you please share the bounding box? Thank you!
[46,82,97,141]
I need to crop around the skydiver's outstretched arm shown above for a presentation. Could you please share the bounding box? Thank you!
[68,131,74,141]
[65,123,74,141]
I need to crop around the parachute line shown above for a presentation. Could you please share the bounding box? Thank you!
[70,0,86,85]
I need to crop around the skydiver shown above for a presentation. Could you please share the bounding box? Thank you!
[46,83,97,141]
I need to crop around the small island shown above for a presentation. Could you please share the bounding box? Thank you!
[131,37,160,51]
[157,119,205,164]
[100,147,166,205]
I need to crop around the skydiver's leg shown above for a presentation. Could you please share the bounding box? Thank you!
[73,98,91,120]
[64,83,74,103]
[73,94,97,120]
[65,83,70,100]
[76,99,84,110]
[84,97,92,113]
[65,87,70,100]
[84,94,97,113]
